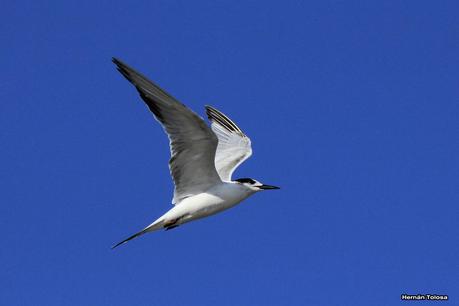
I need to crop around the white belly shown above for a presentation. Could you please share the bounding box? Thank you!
[163,182,254,225]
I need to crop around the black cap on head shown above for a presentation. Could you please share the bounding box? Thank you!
[235,178,256,184]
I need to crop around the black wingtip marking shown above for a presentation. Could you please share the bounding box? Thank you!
[112,57,127,72]
[139,91,164,122]
[112,58,134,82]
[112,57,167,123]
[205,106,244,135]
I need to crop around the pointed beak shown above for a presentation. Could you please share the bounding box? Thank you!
[259,184,280,190]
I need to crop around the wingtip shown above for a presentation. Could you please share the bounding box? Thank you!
[205,105,216,112]
[112,58,135,84]
[205,106,244,134]
[112,57,130,73]
[111,58,152,89]
[112,57,126,70]
[204,105,217,119]
[112,57,122,65]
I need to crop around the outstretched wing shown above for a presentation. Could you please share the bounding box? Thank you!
[113,58,221,204]
[205,106,252,182]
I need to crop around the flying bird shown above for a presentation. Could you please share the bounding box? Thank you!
[111,58,279,248]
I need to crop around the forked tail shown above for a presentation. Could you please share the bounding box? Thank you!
[111,219,165,249]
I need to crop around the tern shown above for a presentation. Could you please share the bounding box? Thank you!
[111,58,279,249]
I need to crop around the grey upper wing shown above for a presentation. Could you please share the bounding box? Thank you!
[205,106,252,182]
[113,58,221,204]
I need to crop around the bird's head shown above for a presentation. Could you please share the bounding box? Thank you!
[234,178,280,192]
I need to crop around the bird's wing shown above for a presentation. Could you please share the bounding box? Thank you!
[113,58,221,204]
[205,106,252,182]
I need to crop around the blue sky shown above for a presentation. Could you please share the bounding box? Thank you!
[2,1,458,305]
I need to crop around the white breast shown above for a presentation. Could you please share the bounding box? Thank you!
[163,182,255,225]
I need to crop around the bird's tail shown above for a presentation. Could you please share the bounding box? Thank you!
[111,218,165,249]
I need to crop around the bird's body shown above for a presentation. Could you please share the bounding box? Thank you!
[151,182,255,230]
[111,58,279,248]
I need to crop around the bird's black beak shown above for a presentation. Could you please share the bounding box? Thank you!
[259,184,280,190]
